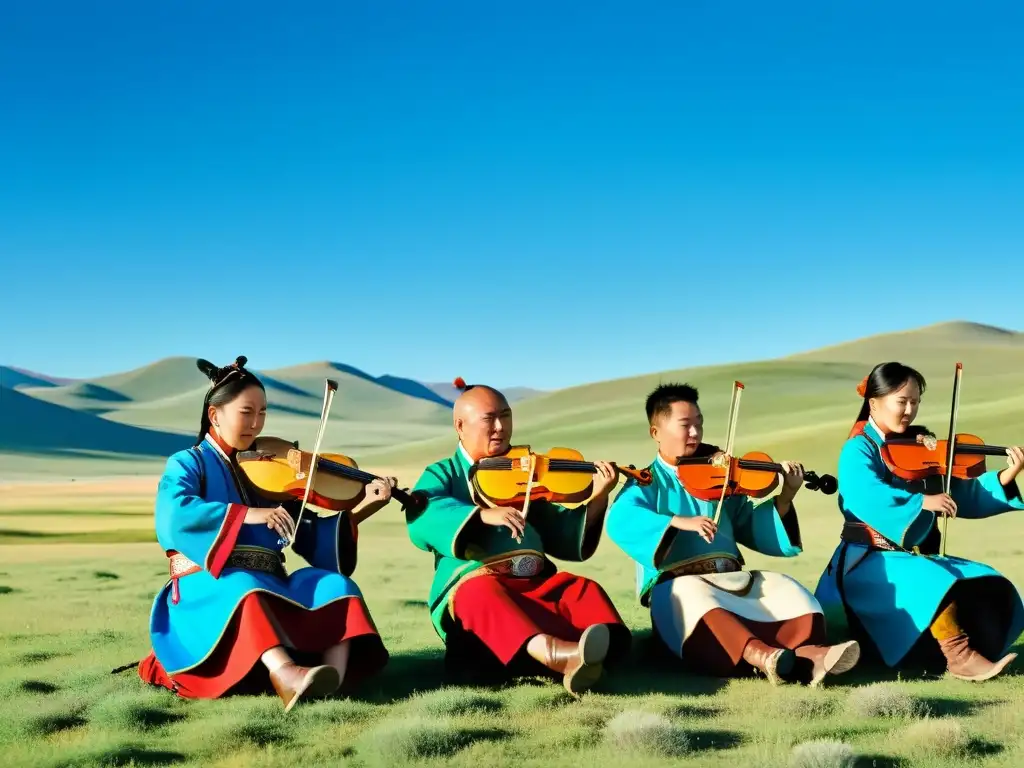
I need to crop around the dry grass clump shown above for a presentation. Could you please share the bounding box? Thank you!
[903,717,970,758]
[603,709,691,757]
[789,740,857,768]
[355,715,503,762]
[846,683,929,719]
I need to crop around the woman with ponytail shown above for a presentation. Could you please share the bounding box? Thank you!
[137,356,389,711]
[813,362,1024,681]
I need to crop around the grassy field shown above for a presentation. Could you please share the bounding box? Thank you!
[4,321,1024,766]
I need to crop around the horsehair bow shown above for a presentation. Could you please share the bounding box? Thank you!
[283,378,339,548]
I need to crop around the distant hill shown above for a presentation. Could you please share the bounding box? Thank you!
[4,320,1022,480]
[422,381,544,403]
[0,366,78,389]
[0,386,191,457]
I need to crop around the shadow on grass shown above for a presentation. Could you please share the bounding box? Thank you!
[919,696,1002,717]
[598,630,731,697]
[29,712,87,735]
[965,738,1005,757]
[18,650,64,664]
[19,680,59,694]
[665,703,721,719]
[90,746,186,766]
[686,728,743,751]
[856,756,909,768]
[349,647,449,704]
[0,585,15,595]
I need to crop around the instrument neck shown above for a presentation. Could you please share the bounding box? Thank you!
[957,443,1009,457]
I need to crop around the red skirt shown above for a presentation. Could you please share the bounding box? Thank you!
[450,570,630,665]
[139,592,387,698]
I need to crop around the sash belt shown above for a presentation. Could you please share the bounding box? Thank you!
[447,554,547,619]
[167,549,286,580]
[661,556,741,582]
[840,521,902,552]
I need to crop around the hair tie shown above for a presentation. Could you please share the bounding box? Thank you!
[856,376,868,398]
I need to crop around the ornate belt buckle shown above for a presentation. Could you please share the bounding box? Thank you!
[511,555,541,577]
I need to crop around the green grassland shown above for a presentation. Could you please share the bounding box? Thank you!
[3,321,1024,767]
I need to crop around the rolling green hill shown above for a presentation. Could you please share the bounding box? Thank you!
[2,320,1022,481]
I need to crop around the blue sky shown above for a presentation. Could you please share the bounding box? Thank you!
[2,1,1022,389]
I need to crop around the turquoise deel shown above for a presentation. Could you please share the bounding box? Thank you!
[606,456,803,653]
[148,436,368,675]
[813,419,1024,667]
[406,445,596,641]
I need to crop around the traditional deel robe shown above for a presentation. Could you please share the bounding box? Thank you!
[606,454,824,672]
[138,433,388,698]
[405,444,631,673]
[813,418,1024,668]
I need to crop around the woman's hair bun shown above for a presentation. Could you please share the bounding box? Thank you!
[197,358,219,381]
[197,356,249,385]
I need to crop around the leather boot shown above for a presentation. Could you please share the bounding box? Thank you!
[794,640,861,687]
[742,639,794,685]
[269,662,341,712]
[939,633,1016,682]
[540,624,610,697]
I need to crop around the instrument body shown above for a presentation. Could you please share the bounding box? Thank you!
[237,435,425,513]
[675,445,837,501]
[880,432,1007,483]
[469,445,652,508]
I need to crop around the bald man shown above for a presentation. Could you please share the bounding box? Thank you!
[404,382,631,696]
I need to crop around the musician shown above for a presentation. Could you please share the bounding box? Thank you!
[137,357,389,710]
[404,380,631,696]
[814,362,1024,681]
[606,383,860,686]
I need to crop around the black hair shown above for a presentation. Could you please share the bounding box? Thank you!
[194,356,265,446]
[645,383,700,425]
[855,362,927,424]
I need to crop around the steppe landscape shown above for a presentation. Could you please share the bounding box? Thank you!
[3,320,1024,767]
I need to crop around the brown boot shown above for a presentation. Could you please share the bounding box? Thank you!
[742,639,794,685]
[540,624,610,697]
[939,633,1016,682]
[794,641,861,687]
[269,662,341,712]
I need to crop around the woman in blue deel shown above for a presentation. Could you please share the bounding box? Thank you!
[138,356,389,710]
[814,361,1024,682]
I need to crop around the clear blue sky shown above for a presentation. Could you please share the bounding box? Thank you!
[3,1,1022,389]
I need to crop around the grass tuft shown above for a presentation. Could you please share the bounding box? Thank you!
[789,740,857,768]
[847,683,929,719]
[355,715,506,761]
[0,585,15,595]
[90,693,186,731]
[93,570,120,579]
[405,686,504,717]
[603,709,691,756]
[902,717,970,758]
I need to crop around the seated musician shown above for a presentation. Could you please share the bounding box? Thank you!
[404,380,631,696]
[606,383,860,686]
[814,362,1024,681]
[137,357,389,711]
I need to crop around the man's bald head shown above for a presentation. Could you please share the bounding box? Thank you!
[453,385,513,460]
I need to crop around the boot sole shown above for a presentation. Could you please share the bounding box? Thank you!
[949,652,1017,682]
[284,665,341,712]
[578,624,611,666]
[564,662,604,697]
[825,640,861,676]
[808,641,860,688]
